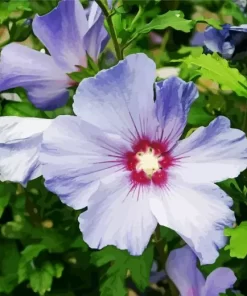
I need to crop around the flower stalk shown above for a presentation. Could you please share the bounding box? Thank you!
[95,0,123,60]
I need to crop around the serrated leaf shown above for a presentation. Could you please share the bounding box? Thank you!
[137,10,193,34]
[182,53,247,98]
[91,245,154,295]
[29,261,64,295]
[224,222,247,258]
[67,67,95,83]
[18,244,47,283]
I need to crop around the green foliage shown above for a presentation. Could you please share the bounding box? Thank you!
[91,245,154,295]
[137,11,193,34]
[225,222,247,259]
[67,55,100,83]
[1,102,47,118]
[29,261,64,295]
[0,241,20,293]
[221,0,247,24]
[1,0,247,295]
[182,53,247,98]
[0,0,31,24]
[29,0,59,15]
[187,94,215,126]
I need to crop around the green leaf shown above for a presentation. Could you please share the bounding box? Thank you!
[122,0,151,8]
[29,0,59,15]
[137,10,193,34]
[221,0,247,24]
[0,0,31,24]
[9,18,33,42]
[18,244,47,283]
[193,16,222,29]
[0,241,20,293]
[2,102,46,118]
[67,67,95,83]
[225,222,247,258]
[91,245,154,295]
[187,95,215,126]
[29,261,64,295]
[182,53,247,98]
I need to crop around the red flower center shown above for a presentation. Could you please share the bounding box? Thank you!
[124,138,174,187]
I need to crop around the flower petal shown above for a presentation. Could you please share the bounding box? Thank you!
[73,53,157,139]
[166,246,205,296]
[203,267,236,296]
[154,77,198,149]
[204,25,231,53]
[32,0,88,72]
[40,115,130,210]
[190,31,205,46]
[0,116,51,185]
[171,116,247,183]
[78,172,157,255]
[83,1,109,61]
[0,43,70,110]
[149,179,235,264]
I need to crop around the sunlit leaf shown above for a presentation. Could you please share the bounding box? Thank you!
[225,222,247,259]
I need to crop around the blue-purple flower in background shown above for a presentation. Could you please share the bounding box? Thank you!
[0,0,109,110]
[191,24,247,60]
[166,245,237,296]
[37,53,247,264]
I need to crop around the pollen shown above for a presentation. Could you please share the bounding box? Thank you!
[136,147,162,178]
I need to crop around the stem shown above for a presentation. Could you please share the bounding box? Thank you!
[157,29,171,66]
[120,33,139,56]
[95,0,122,60]
[153,225,167,270]
[129,5,144,31]
[153,226,179,296]
[120,5,144,56]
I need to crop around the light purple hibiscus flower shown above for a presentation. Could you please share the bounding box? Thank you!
[166,245,237,296]
[0,54,246,262]
[35,53,247,264]
[0,0,109,110]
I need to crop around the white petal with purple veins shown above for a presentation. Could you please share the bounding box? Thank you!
[149,178,235,264]
[79,172,157,255]
[40,115,130,210]
[171,116,247,183]
[73,54,157,139]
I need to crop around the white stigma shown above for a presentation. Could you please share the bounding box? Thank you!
[136,147,161,178]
